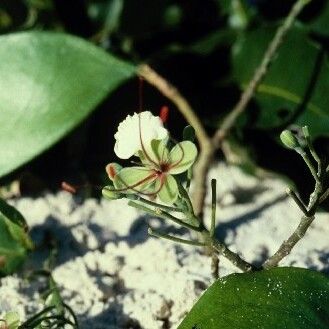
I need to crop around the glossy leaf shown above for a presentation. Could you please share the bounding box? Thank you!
[232,26,329,137]
[169,141,198,174]
[0,199,33,276]
[0,31,135,178]
[178,267,329,329]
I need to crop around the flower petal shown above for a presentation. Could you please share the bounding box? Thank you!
[114,111,169,159]
[168,141,198,175]
[113,167,157,193]
[157,174,179,204]
[138,139,169,168]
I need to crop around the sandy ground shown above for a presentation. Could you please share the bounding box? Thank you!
[0,163,328,328]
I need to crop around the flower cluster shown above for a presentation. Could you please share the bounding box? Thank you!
[104,111,197,204]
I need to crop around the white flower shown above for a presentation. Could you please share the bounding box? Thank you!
[114,111,169,159]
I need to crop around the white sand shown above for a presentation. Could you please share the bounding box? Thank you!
[1,163,328,328]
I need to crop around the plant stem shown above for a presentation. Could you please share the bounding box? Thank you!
[137,64,210,150]
[148,227,206,246]
[212,0,311,148]
[263,166,322,269]
[210,238,255,272]
[210,179,217,237]
[211,252,220,280]
[319,187,329,204]
[302,126,321,170]
[127,194,183,213]
[128,200,202,231]
[286,188,308,216]
[299,151,320,184]
[262,215,315,269]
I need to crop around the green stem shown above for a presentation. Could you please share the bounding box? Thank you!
[262,215,315,269]
[286,188,308,216]
[126,194,183,213]
[148,227,206,246]
[299,151,320,184]
[319,187,329,204]
[128,201,202,232]
[211,238,255,272]
[302,126,321,172]
[64,304,79,327]
[211,252,219,280]
[263,156,323,269]
[210,179,217,237]
[19,307,55,327]
[177,181,194,214]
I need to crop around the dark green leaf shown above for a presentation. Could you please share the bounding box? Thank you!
[0,199,33,275]
[0,31,135,178]
[308,1,329,36]
[178,267,329,329]
[232,26,329,137]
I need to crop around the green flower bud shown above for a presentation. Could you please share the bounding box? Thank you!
[102,186,123,200]
[183,125,195,142]
[105,163,122,181]
[280,130,300,149]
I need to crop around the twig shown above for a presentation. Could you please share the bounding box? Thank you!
[302,126,321,169]
[212,0,311,148]
[210,179,217,237]
[137,64,210,147]
[299,151,320,184]
[128,200,202,231]
[319,188,329,204]
[262,215,315,269]
[211,239,255,272]
[286,188,308,216]
[148,227,205,246]
[127,194,183,213]
[211,252,219,280]
[263,169,322,269]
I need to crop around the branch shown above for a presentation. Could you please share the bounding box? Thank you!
[211,239,255,272]
[212,0,311,148]
[137,64,210,148]
[262,215,315,269]
[263,173,322,269]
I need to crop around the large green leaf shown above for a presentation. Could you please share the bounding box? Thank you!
[232,26,329,137]
[0,32,135,178]
[179,267,329,329]
[0,198,33,275]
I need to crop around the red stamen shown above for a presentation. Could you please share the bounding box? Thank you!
[61,182,77,194]
[160,106,169,123]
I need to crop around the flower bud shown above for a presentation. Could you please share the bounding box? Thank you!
[183,125,195,142]
[280,130,300,149]
[105,163,122,181]
[102,186,123,200]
